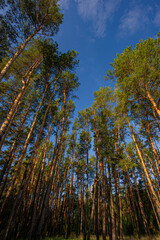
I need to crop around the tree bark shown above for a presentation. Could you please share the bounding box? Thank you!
[147,92,160,118]
[36,87,67,238]
[118,169,123,240]
[126,113,160,219]
[0,23,44,82]
[0,100,32,198]
[108,163,116,240]
[132,169,150,236]
[0,58,42,142]
[87,180,97,240]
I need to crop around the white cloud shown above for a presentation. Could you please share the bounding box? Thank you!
[119,6,149,35]
[75,0,121,37]
[58,1,159,37]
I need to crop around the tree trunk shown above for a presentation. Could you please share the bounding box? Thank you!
[132,169,150,236]
[125,171,140,235]
[3,82,52,240]
[118,169,123,240]
[0,25,43,82]
[87,180,97,240]
[147,91,160,118]
[146,114,160,179]
[108,163,116,240]
[100,159,106,240]
[0,100,32,198]
[138,166,160,229]
[95,150,99,240]
[126,113,160,219]
[36,88,67,238]
[0,58,42,142]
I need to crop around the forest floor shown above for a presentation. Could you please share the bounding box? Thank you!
[44,236,160,240]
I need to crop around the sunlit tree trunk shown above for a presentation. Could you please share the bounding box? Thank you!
[0,20,45,82]
[151,105,160,131]
[145,114,160,179]
[124,142,150,235]
[27,142,48,240]
[36,87,67,238]
[147,91,160,118]
[0,100,32,194]
[2,83,48,210]
[138,166,160,229]
[0,58,42,142]
[126,113,160,219]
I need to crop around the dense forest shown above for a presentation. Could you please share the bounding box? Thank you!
[0,1,160,240]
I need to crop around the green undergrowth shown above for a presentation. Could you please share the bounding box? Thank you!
[44,235,160,240]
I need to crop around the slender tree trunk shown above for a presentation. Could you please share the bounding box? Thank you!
[3,81,56,240]
[15,83,48,168]
[146,115,160,179]
[0,99,22,151]
[100,159,106,240]
[126,113,160,219]
[27,148,47,239]
[118,169,123,240]
[66,131,76,238]
[132,169,150,235]
[108,163,116,240]
[0,58,42,142]
[85,139,89,240]
[27,119,61,233]
[36,136,65,238]
[95,150,99,240]
[122,172,135,235]
[114,135,119,240]
[127,191,135,234]
[80,180,84,236]
[147,91,160,118]
[22,83,56,190]
[0,101,32,198]
[36,88,67,238]
[138,166,160,229]
[1,85,46,212]
[0,24,43,82]
[27,116,54,216]
[87,180,97,240]
[83,161,86,240]
[113,164,119,240]
[151,105,160,131]
[125,171,139,235]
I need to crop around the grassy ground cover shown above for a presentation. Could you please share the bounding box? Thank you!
[44,236,160,240]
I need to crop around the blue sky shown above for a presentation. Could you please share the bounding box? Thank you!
[56,0,160,115]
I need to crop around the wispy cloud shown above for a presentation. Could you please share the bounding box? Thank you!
[75,0,98,20]
[75,0,121,37]
[119,6,149,35]
[58,0,70,10]
[154,8,160,26]
[59,1,159,38]
[58,0,121,37]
